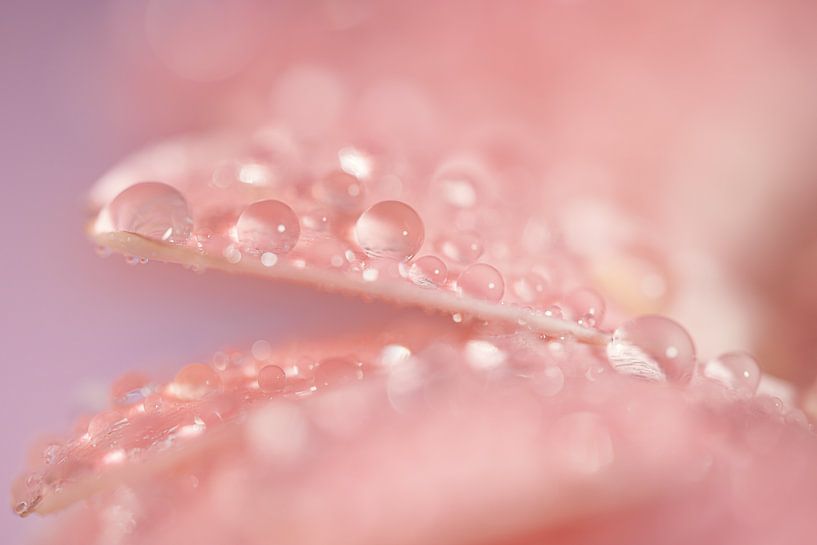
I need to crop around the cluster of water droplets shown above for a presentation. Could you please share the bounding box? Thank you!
[97,145,645,340]
[91,134,804,419]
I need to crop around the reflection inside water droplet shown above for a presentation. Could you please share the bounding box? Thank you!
[107,182,193,244]
[235,200,300,255]
[457,263,505,303]
[355,200,424,261]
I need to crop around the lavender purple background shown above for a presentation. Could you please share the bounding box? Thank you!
[0,3,399,542]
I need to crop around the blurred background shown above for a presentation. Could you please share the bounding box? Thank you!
[2,1,817,542]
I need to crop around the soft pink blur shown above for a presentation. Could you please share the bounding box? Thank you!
[4,1,817,542]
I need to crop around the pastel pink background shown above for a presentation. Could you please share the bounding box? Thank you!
[3,1,817,542]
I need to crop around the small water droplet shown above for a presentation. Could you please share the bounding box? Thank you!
[223,244,242,264]
[435,231,484,264]
[235,200,300,255]
[124,255,141,266]
[107,182,192,243]
[312,170,366,211]
[607,315,696,383]
[701,351,760,395]
[354,200,424,261]
[457,263,505,303]
[313,357,362,389]
[258,365,287,393]
[170,363,221,400]
[400,255,447,287]
[565,287,606,327]
[542,304,564,320]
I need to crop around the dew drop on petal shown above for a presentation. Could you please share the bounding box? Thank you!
[400,255,447,287]
[235,200,300,255]
[565,287,606,327]
[607,315,696,383]
[701,351,761,395]
[313,357,362,390]
[107,182,193,243]
[258,365,287,393]
[170,363,221,400]
[312,170,366,211]
[457,263,505,303]
[354,200,425,261]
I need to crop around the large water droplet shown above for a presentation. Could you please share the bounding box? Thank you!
[355,200,424,261]
[607,315,695,383]
[107,182,193,243]
[312,170,366,211]
[235,200,300,255]
[457,263,505,303]
[701,351,760,396]
[400,255,447,287]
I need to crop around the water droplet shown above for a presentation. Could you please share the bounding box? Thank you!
[400,255,447,287]
[607,315,696,383]
[435,231,483,264]
[107,182,192,243]
[312,170,366,211]
[223,243,242,264]
[542,304,564,320]
[355,200,424,261]
[258,365,287,393]
[457,263,505,303]
[235,200,300,255]
[565,287,606,327]
[701,351,760,395]
[169,363,221,400]
[313,357,362,389]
